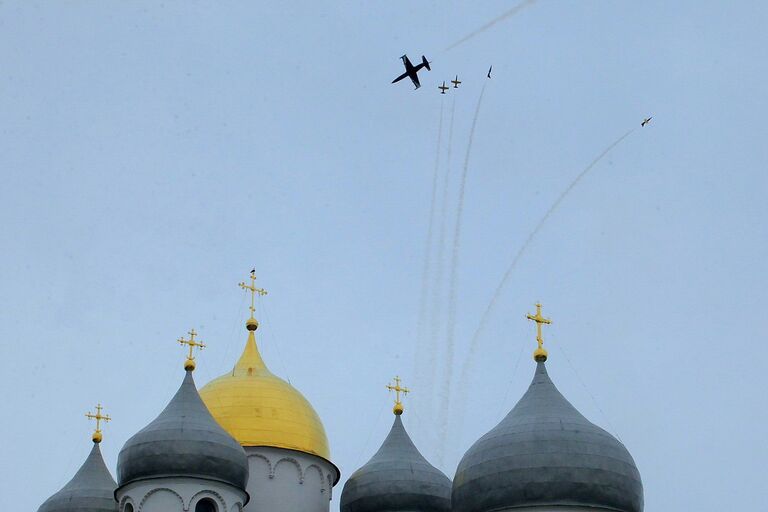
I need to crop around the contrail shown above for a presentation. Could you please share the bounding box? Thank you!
[437,84,487,464]
[415,99,445,418]
[445,0,538,51]
[423,98,456,423]
[453,128,636,431]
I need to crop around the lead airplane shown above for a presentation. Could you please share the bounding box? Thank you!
[391,54,431,89]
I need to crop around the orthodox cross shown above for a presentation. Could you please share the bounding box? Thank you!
[179,328,205,361]
[239,269,268,319]
[85,404,111,443]
[527,302,552,360]
[386,376,410,407]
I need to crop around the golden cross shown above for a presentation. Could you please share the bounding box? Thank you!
[178,328,205,361]
[527,302,552,361]
[85,404,111,443]
[386,376,410,408]
[239,269,268,319]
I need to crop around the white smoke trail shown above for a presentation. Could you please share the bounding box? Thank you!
[453,128,636,435]
[445,0,538,51]
[437,84,487,465]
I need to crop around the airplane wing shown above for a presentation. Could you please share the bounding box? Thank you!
[410,72,421,89]
[402,55,413,70]
[392,71,409,84]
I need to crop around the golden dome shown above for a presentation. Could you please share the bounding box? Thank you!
[199,329,330,460]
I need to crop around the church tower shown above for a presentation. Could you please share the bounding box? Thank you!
[199,271,339,512]
[340,377,452,512]
[115,331,250,512]
[37,405,118,512]
[452,303,644,512]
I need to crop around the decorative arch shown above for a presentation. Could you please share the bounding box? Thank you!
[273,457,304,483]
[247,452,273,479]
[303,464,326,494]
[229,502,243,512]
[327,474,334,500]
[189,490,227,512]
[119,495,136,512]
[138,488,184,511]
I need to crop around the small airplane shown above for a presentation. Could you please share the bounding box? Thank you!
[439,81,449,94]
[451,75,461,88]
[391,54,431,90]
[641,116,652,127]
[487,65,493,79]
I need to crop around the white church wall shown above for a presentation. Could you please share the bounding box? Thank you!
[116,477,246,512]
[243,446,338,512]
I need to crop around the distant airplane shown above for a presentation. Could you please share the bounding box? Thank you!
[439,81,449,94]
[451,75,461,88]
[641,116,652,127]
[391,54,431,90]
[487,65,492,79]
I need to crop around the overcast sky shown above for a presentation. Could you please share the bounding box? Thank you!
[2,1,767,510]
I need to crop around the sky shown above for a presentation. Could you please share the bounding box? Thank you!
[1,1,767,510]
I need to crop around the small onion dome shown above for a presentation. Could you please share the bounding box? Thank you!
[117,370,249,492]
[453,362,643,512]
[341,415,451,512]
[38,442,117,512]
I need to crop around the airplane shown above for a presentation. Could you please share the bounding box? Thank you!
[641,116,652,127]
[439,81,449,94]
[487,65,493,79]
[451,75,461,88]
[391,54,431,90]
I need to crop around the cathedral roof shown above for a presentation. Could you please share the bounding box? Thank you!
[452,361,643,512]
[116,370,249,491]
[38,442,117,512]
[340,411,451,512]
[199,322,332,463]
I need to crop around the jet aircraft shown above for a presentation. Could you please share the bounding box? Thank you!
[451,75,461,88]
[439,81,449,94]
[487,65,493,78]
[641,116,652,127]
[391,54,431,89]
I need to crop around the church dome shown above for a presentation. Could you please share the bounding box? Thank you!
[452,361,643,512]
[38,442,117,512]
[117,370,249,491]
[199,325,331,461]
[341,414,451,512]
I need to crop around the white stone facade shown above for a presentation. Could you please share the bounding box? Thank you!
[243,446,339,512]
[116,477,247,512]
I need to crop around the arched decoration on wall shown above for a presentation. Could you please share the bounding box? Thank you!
[139,488,185,510]
[195,498,217,512]
[303,464,326,494]
[273,457,304,484]
[229,502,243,512]
[119,495,136,512]
[189,490,227,512]
[327,474,334,500]
[247,452,274,479]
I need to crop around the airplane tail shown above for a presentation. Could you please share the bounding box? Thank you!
[422,55,431,71]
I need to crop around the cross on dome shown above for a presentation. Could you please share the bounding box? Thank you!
[239,269,268,331]
[85,403,111,443]
[526,302,552,362]
[386,376,410,415]
[179,328,205,371]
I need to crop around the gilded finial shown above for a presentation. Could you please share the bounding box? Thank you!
[178,328,205,371]
[85,404,111,443]
[526,302,552,362]
[239,269,268,331]
[386,376,410,415]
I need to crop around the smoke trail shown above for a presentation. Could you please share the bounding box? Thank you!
[453,128,636,429]
[424,98,456,420]
[445,0,538,51]
[437,84,487,465]
[416,101,445,346]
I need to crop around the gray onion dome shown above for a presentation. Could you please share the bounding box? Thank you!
[38,442,118,512]
[453,362,643,512]
[117,370,248,491]
[341,415,452,512]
